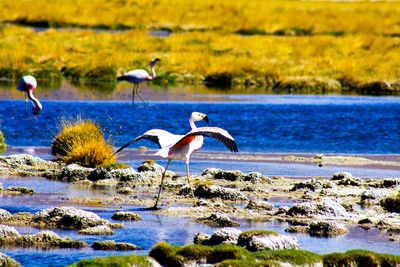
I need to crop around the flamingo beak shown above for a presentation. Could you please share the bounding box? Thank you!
[202,115,209,124]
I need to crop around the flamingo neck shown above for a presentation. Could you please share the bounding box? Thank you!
[149,64,156,80]
[27,90,42,114]
[189,117,197,130]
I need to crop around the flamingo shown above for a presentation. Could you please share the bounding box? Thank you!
[17,75,42,115]
[114,112,238,209]
[116,58,161,103]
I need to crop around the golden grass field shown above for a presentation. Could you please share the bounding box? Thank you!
[0,0,400,93]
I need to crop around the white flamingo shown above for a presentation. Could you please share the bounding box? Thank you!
[116,58,161,103]
[114,112,238,209]
[17,75,42,115]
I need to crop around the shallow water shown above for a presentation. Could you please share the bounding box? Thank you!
[1,94,400,154]
[1,87,400,266]
[0,177,399,267]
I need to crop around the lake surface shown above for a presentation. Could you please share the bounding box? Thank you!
[0,95,400,154]
[1,88,400,266]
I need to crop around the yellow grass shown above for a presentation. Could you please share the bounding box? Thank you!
[0,129,6,153]
[0,1,400,91]
[51,119,116,167]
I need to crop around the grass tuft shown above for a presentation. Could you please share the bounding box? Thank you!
[0,129,6,154]
[51,119,116,168]
[380,192,400,213]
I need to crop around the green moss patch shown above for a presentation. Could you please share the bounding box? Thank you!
[67,254,153,267]
[323,249,400,267]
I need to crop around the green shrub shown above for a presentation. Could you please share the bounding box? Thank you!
[51,119,116,167]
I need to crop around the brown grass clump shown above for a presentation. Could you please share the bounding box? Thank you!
[51,119,115,167]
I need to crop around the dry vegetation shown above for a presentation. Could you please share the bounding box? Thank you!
[51,119,116,167]
[0,129,6,153]
[0,0,400,93]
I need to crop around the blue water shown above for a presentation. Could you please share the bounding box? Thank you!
[1,95,400,266]
[0,95,400,154]
[1,176,399,266]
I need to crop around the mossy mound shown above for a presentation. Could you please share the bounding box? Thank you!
[380,192,400,213]
[51,119,116,168]
[0,130,6,154]
[323,249,400,267]
[67,254,153,267]
[149,242,320,267]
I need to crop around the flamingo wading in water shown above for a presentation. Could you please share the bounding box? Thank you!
[114,112,239,209]
[17,75,42,115]
[116,58,161,103]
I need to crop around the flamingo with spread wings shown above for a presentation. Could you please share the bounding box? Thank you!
[114,112,238,209]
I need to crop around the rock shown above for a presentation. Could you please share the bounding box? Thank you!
[201,168,223,177]
[115,168,155,183]
[0,209,11,221]
[79,225,114,235]
[137,160,164,173]
[238,230,299,251]
[6,186,35,195]
[0,229,87,249]
[245,200,273,211]
[33,207,117,229]
[0,154,50,168]
[287,198,348,218]
[291,177,336,192]
[381,179,399,188]
[194,184,248,201]
[244,172,272,183]
[208,227,242,245]
[0,225,20,239]
[0,252,20,267]
[331,172,362,186]
[358,218,374,229]
[214,170,245,181]
[285,225,309,233]
[92,240,138,251]
[0,154,59,177]
[193,233,211,245]
[57,164,93,182]
[112,211,142,221]
[308,221,348,237]
[196,213,240,227]
[360,190,383,206]
[332,172,353,180]
[117,186,134,194]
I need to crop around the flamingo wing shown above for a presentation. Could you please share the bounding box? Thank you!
[117,69,149,83]
[173,127,239,153]
[114,129,181,155]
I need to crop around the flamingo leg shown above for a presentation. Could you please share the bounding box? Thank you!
[185,162,197,207]
[136,86,146,104]
[131,84,136,103]
[25,94,28,112]
[153,160,171,209]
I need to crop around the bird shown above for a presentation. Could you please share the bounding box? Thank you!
[114,112,239,209]
[116,58,161,103]
[17,75,42,115]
